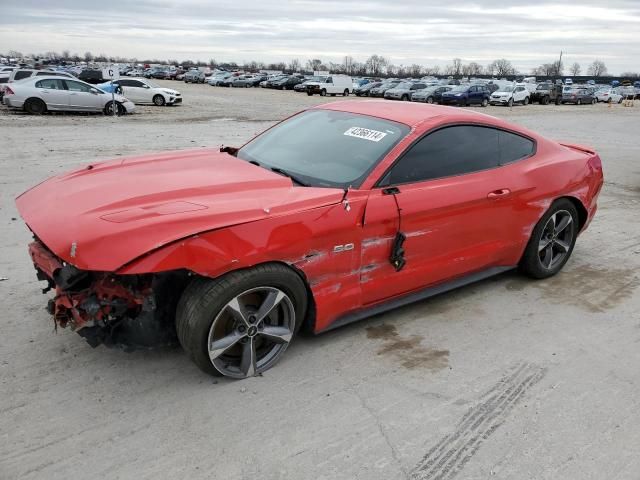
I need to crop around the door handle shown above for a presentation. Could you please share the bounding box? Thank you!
[487,189,511,199]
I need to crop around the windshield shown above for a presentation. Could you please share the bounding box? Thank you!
[394,82,412,89]
[450,85,468,93]
[499,86,515,92]
[237,110,410,188]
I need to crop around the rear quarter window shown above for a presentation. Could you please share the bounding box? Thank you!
[15,71,32,80]
[497,130,535,164]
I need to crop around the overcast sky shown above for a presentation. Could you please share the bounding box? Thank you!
[2,1,639,74]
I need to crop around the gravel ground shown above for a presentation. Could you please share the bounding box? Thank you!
[1,81,639,480]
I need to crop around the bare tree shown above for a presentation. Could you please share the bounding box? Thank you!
[620,71,640,78]
[84,51,93,62]
[569,62,581,76]
[306,58,323,72]
[485,62,496,76]
[490,59,516,77]
[365,55,389,76]
[62,50,70,60]
[423,65,440,76]
[409,64,422,77]
[288,58,301,73]
[587,59,607,77]
[342,56,355,75]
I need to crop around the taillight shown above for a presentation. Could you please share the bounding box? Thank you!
[5,86,14,95]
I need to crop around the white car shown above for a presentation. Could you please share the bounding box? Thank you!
[595,88,623,103]
[127,69,145,77]
[3,76,135,115]
[305,75,353,96]
[490,84,530,106]
[113,78,181,106]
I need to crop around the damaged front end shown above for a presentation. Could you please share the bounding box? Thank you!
[29,240,188,350]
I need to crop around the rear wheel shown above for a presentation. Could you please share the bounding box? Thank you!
[519,199,578,279]
[591,98,597,105]
[507,98,514,107]
[343,89,349,96]
[577,99,582,105]
[153,94,166,106]
[481,98,488,107]
[24,98,47,115]
[401,94,408,101]
[427,96,434,104]
[523,96,530,105]
[176,264,308,378]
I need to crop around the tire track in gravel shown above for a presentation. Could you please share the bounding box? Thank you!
[412,362,546,480]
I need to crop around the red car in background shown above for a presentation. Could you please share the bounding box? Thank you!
[16,101,603,379]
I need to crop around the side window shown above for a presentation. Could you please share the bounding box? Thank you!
[470,86,477,93]
[117,80,132,87]
[36,71,51,76]
[326,77,332,83]
[64,80,92,93]
[497,130,535,164]
[382,126,501,185]
[15,71,32,80]
[130,80,145,87]
[35,79,65,90]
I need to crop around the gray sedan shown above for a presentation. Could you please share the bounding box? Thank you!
[411,85,453,103]
[3,76,135,115]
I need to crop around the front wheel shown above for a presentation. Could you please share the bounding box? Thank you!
[523,96,529,105]
[519,199,578,279]
[176,264,308,378]
[104,101,126,116]
[153,94,166,106]
[307,91,313,96]
[507,98,514,107]
[427,96,434,104]
[320,89,327,97]
[577,99,582,105]
[481,98,488,107]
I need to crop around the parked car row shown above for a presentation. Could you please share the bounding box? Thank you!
[0,71,183,115]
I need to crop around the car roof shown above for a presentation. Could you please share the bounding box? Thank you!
[315,100,501,129]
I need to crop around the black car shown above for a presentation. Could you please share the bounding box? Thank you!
[369,80,401,97]
[267,76,302,90]
[354,81,382,97]
[78,69,105,84]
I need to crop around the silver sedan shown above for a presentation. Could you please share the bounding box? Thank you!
[2,76,135,115]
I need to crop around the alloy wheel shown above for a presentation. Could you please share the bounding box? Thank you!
[207,287,296,378]
[538,210,574,270]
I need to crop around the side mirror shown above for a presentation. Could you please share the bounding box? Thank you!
[90,88,99,95]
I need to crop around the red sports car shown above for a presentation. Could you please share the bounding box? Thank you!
[16,101,603,379]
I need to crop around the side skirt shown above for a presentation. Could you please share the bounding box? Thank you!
[318,266,514,333]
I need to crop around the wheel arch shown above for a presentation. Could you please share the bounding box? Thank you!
[559,195,588,232]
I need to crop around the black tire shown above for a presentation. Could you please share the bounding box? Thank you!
[427,96,434,104]
[343,89,349,96]
[519,199,579,279]
[481,98,488,107]
[591,98,596,105]
[307,91,313,96]
[523,96,529,105]
[104,101,126,116]
[507,98,514,107]
[176,264,308,377]
[153,95,166,106]
[542,96,550,105]
[577,99,582,105]
[401,94,408,101]
[320,89,327,97]
[24,98,46,115]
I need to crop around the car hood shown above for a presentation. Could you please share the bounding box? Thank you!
[16,148,345,271]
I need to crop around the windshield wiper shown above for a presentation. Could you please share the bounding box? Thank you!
[269,167,309,187]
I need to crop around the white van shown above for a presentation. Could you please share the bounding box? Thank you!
[306,75,352,96]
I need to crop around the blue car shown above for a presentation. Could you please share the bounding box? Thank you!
[440,84,491,107]
[97,82,123,95]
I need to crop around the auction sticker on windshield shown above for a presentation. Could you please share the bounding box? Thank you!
[344,127,388,142]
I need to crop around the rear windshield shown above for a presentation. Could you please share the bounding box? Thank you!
[237,110,410,188]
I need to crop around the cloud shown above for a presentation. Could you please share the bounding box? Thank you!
[1,0,639,73]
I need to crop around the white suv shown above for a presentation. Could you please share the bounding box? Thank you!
[490,84,530,106]
[9,69,74,84]
[306,75,352,96]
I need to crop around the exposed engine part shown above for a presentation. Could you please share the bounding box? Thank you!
[30,239,190,350]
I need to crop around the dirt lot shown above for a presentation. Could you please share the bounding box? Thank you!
[1,81,639,480]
